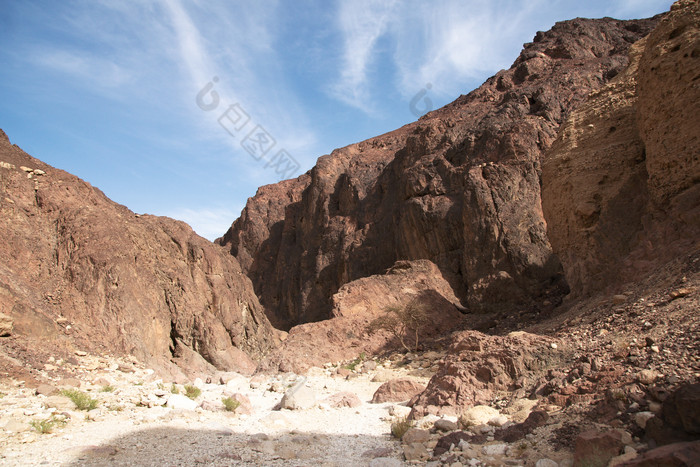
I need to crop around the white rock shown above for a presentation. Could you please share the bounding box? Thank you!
[461,405,500,425]
[388,405,412,418]
[536,459,559,467]
[166,394,198,410]
[488,415,509,427]
[4,418,29,433]
[482,443,508,456]
[634,411,655,429]
[44,396,76,411]
[280,383,316,410]
[192,378,204,389]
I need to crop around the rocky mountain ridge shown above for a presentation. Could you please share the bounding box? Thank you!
[0,131,278,381]
[218,14,660,329]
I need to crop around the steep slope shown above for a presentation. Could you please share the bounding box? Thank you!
[219,16,659,328]
[0,130,277,379]
[542,0,700,296]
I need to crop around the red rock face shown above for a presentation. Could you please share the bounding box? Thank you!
[219,16,659,328]
[0,130,277,376]
[542,0,700,297]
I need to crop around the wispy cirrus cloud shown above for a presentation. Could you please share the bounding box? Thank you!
[328,0,670,116]
[33,49,133,90]
[328,0,398,113]
[328,0,548,114]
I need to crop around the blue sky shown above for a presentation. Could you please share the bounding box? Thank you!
[0,0,672,240]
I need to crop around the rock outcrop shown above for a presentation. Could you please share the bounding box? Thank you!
[542,0,700,296]
[409,330,562,418]
[258,259,465,373]
[0,130,276,377]
[219,16,659,328]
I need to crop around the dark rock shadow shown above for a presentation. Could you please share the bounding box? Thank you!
[65,426,402,467]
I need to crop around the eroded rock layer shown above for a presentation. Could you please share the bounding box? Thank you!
[542,0,700,296]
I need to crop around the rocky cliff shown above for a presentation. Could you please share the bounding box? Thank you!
[542,0,700,297]
[0,131,277,378]
[219,16,659,328]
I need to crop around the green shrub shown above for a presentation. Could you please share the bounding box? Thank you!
[366,299,429,352]
[343,353,366,371]
[30,415,66,434]
[184,385,201,400]
[60,389,98,411]
[171,384,180,394]
[390,416,414,439]
[222,396,241,412]
[100,385,115,393]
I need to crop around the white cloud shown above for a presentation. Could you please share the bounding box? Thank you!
[329,0,398,112]
[328,0,557,112]
[33,50,133,90]
[164,206,243,241]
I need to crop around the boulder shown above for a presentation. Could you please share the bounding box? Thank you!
[228,393,253,415]
[619,440,700,466]
[573,430,624,467]
[403,443,430,462]
[401,428,431,444]
[324,392,361,409]
[461,405,500,426]
[371,378,425,404]
[35,384,58,396]
[646,383,700,445]
[434,419,459,432]
[280,383,316,410]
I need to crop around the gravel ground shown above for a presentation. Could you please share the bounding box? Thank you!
[0,358,420,466]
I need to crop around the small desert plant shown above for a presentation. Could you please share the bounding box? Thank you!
[222,396,241,412]
[184,385,201,400]
[171,384,180,394]
[30,415,66,434]
[391,415,414,439]
[367,299,430,352]
[343,353,366,371]
[100,385,115,393]
[516,442,528,455]
[60,389,98,411]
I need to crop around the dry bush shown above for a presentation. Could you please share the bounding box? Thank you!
[366,299,430,352]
